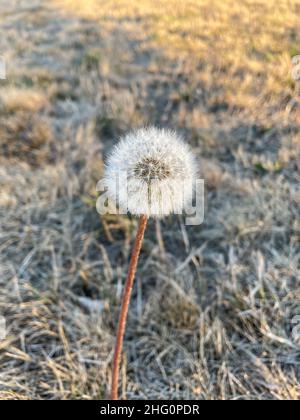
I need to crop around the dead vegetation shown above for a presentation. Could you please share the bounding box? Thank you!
[0,0,299,400]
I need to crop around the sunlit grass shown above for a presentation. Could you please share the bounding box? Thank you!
[55,0,299,98]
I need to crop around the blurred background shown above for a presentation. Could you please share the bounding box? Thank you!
[0,0,299,400]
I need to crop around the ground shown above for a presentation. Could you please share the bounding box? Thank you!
[0,0,299,400]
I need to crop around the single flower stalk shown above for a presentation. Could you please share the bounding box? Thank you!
[102,127,196,400]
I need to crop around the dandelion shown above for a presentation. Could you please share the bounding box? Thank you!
[102,127,196,399]
[104,127,196,217]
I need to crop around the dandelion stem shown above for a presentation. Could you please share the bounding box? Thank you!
[110,214,148,400]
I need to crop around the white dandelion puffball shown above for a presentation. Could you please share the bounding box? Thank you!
[103,127,197,217]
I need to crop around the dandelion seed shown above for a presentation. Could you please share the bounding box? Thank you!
[103,127,197,217]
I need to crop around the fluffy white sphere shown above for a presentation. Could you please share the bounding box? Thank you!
[103,127,197,217]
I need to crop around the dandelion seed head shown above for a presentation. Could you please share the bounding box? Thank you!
[103,127,197,217]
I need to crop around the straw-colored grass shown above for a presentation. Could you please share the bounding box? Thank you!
[0,0,299,399]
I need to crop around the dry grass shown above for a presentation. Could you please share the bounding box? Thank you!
[0,0,299,400]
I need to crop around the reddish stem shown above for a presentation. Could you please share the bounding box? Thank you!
[110,214,148,400]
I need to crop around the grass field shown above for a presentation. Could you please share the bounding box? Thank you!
[0,0,300,400]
